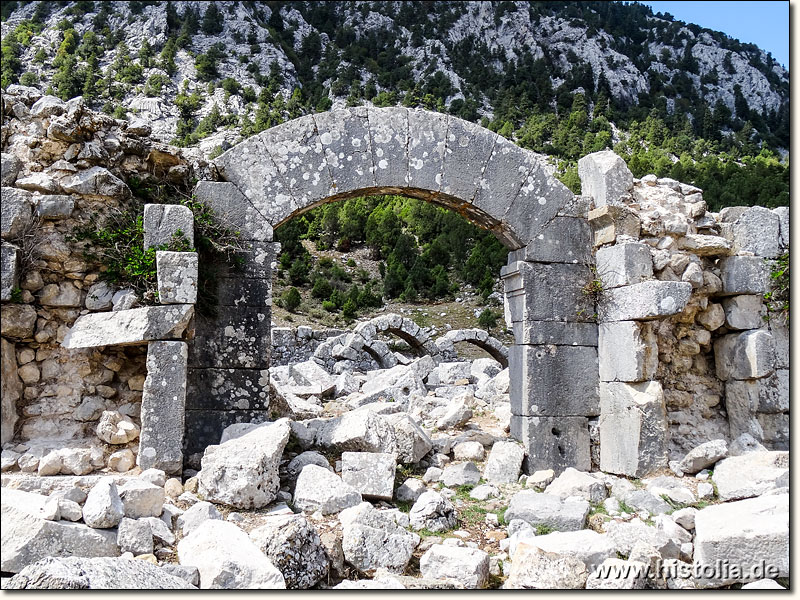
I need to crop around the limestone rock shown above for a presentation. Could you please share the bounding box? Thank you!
[340,452,396,501]
[598,321,657,382]
[596,242,653,289]
[599,281,692,321]
[177,520,285,589]
[396,478,426,503]
[176,501,222,536]
[586,558,647,589]
[677,439,728,474]
[117,518,153,556]
[712,451,788,501]
[722,295,764,330]
[316,409,396,453]
[419,544,489,589]
[482,441,524,484]
[294,464,362,515]
[441,461,481,487]
[61,167,129,198]
[504,543,588,589]
[544,468,607,503]
[117,479,165,518]
[578,150,633,207]
[1,303,37,339]
[156,251,198,304]
[62,305,194,348]
[96,411,139,444]
[340,502,420,575]
[409,491,457,533]
[505,491,589,532]
[387,413,433,463]
[82,479,125,529]
[519,529,616,573]
[285,450,333,488]
[198,419,291,509]
[713,330,775,380]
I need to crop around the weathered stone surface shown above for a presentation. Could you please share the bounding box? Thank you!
[511,415,591,473]
[693,494,788,588]
[118,479,164,518]
[677,234,732,256]
[510,217,591,264]
[38,281,82,306]
[598,321,657,382]
[441,461,481,487]
[198,419,290,509]
[177,519,285,589]
[314,106,375,196]
[712,452,788,501]
[483,441,525,484]
[722,295,764,330]
[504,543,589,589]
[285,450,333,488]
[294,464,362,514]
[138,341,187,474]
[599,381,668,477]
[521,530,616,573]
[544,468,606,503]
[599,281,692,321]
[435,397,473,430]
[340,502,420,576]
[62,305,194,348]
[96,410,139,444]
[387,413,432,463]
[143,203,194,249]
[6,556,194,589]
[587,204,641,246]
[505,490,590,532]
[82,478,125,528]
[193,181,273,242]
[60,167,128,198]
[117,517,153,556]
[578,150,633,207]
[176,501,222,536]
[1,153,21,186]
[156,251,197,304]
[510,344,598,416]
[420,544,489,589]
[0,244,19,302]
[596,243,653,289]
[713,330,775,380]
[586,558,647,589]
[730,206,781,257]
[84,281,115,310]
[396,478,426,503]
[604,518,680,558]
[678,440,728,474]
[409,491,457,532]
[316,409,396,453]
[340,452,396,500]
[249,514,328,589]
[502,261,594,323]
[1,303,37,339]
[2,488,119,573]
[718,256,769,295]
[1,338,21,444]
[189,305,271,369]
[35,195,75,220]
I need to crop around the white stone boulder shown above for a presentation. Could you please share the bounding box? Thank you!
[340,452,396,501]
[677,439,728,474]
[504,543,588,589]
[95,411,139,444]
[83,478,125,528]
[504,491,589,532]
[712,451,788,501]
[586,558,648,589]
[117,479,165,518]
[419,544,489,589]
[294,464,362,514]
[577,150,633,207]
[483,441,525,484]
[544,468,607,503]
[409,491,457,533]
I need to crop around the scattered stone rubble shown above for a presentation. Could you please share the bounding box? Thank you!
[0,96,790,590]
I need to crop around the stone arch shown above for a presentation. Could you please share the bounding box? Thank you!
[189,106,599,473]
[434,328,509,368]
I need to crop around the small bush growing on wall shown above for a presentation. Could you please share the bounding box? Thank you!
[764,250,789,324]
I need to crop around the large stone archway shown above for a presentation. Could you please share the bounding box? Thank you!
[187,107,599,472]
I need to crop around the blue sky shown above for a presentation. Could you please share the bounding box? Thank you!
[640,1,789,69]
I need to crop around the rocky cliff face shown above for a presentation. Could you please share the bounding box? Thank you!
[1,1,789,152]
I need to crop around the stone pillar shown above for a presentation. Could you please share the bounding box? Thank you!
[186,182,276,457]
[503,215,598,474]
[138,341,187,474]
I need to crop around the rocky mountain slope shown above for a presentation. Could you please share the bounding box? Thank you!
[1,1,789,156]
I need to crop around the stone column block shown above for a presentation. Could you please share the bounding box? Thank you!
[595,243,653,289]
[598,281,692,322]
[511,320,597,346]
[577,150,633,207]
[598,381,668,477]
[714,330,775,380]
[722,295,764,330]
[138,341,188,474]
[509,344,599,417]
[598,321,657,382]
[587,204,641,246]
[143,204,194,249]
[189,306,271,369]
[511,415,591,474]
[186,368,270,411]
[157,251,198,305]
[501,261,595,323]
[718,256,769,295]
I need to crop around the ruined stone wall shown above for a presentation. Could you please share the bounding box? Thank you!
[0,85,202,475]
[270,326,347,366]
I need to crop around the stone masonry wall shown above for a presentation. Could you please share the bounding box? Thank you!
[270,326,347,366]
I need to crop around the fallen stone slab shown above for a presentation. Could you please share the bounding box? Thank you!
[483,441,525,484]
[6,556,194,589]
[341,452,396,501]
[409,491,457,533]
[677,439,727,475]
[693,494,788,588]
[419,544,489,589]
[544,468,607,503]
[316,409,397,454]
[387,413,432,464]
[514,529,616,573]
[249,514,329,589]
[504,543,588,589]
[504,491,589,532]
[712,451,788,501]
[441,462,481,487]
[117,479,165,518]
[198,419,290,509]
[294,464,362,515]
[177,519,285,589]
[604,518,680,558]
[2,488,119,573]
[62,305,194,348]
[340,502,420,576]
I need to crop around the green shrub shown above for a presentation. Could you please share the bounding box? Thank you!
[282,287,302,312]
[311,276,333,300]
[322,300,337,312]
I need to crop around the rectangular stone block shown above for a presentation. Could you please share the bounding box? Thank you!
[501,261,595,323]
[595,242,653,289]
[62,305,194,349]
[598,381,668,477]
[598,321,657,382]
[234,241,279,280]
[773,206,789,249]
[472,136,534,224]
[722,294,764,330]
[1,244,19,302]
[598,281,692,322]
[157,251,198,305]
[730,206,781,258]
[138,341,187,474]
[508,217,592,264]
[718,256,769,295]
[314,107,375,196]
[511,415,591,474]
[34,194,74,220]
[143,203,194,249]
[184,409,271,457]
[407,108,448,192]
[511,321,598,346]
[1,187,33,240]
[193,181,273,242]
[756,413,788,449]
[578,150,633,207]
[189,305,271,369]
[214,276,272,308]
[367,106,409,188]
[725,380,764,442]
[186,367,270,411]
[587,204,640,246]
[509,344,599,417]
[714,330,775,380]
[768,318,788,369]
